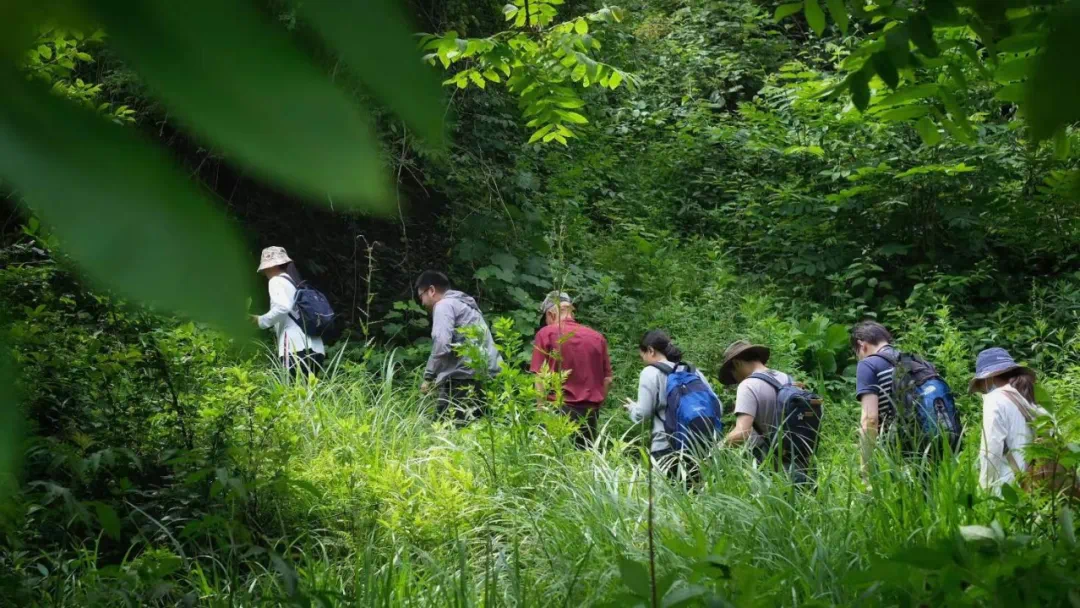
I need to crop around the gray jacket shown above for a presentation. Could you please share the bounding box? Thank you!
[424,290,502,385]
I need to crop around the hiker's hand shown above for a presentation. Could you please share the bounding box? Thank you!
[622,397,635,410]
[420,381,431,394]
[248,314,260,325]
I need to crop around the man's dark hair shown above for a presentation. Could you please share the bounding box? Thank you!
[850,320,893,351]
[415,270,451,294]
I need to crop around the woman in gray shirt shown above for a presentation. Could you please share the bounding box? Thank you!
[624,331,718,460]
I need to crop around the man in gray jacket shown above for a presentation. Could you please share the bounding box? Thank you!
[415,271,501,422]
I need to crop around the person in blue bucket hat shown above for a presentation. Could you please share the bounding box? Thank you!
[969,347,1046,494]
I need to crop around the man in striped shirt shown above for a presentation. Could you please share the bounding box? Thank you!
[851,321,898,481]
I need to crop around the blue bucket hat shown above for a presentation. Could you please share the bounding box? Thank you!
[969,347,1036,393]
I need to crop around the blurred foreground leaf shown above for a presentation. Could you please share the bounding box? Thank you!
[298,0,445,145]
[1025,2,1080,141]
[86,0,392,208]
[0,72,254,335]
[0,344,20,500]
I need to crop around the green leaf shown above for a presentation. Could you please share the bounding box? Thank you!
[849,69,871,111]
[871,52,899,89]
[915,116,942,146]
[926,0,961,25]
[1001,482,1019,505]
[994,55,1037,84]
[805,0,826,36]
[0,348,22,502]
[873,84,939,110]
[0,72,254,334]
[826,0,849,34]
[469,70,486,89]
[608,70,624,90]
[996,32,1045,54]
[575,18,588,35]
[528,125,554,144]
[296,0,443,146]
[909,13,939,58]
[85,0,390,206]
[1025,2,1080,141]
[875,104,932,122]
[774,2,804,22]
[95,502,122,539]
[617,557,652,598]
[995,83,1025,103]
[1054,128,1071,160]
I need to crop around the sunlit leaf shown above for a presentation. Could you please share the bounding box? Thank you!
[85,0,390,206]
[805,0,826,36]
[0,72,254,334]
[915,116,941,146]
[774,2,804,22]
[296,0,444,146]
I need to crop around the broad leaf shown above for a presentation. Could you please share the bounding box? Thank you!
[1025,2,1080,141]
[94,502,122,539]
[872,52,900,89]
[85,0,390,206]
[0,72,254,334]
[774,2,804,22]
[617,557,652,598]
[805,0,826,36]
[849,69,871,111]
[0,347,21,500]
[295,0,444,145]
[826,0,849,35]
[873,84,939,110]
[915,116,942,146]
[909,13,939,58]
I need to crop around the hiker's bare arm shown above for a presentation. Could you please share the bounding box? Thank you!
[859,394,879,479]
[725,414,755,446]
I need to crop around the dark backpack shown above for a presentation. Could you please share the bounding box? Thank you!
[281,276,340,342]
[872,351,962,453]
[651,362,723,451]
[749,372,824,468]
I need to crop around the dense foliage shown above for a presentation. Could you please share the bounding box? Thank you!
[4,0,1080,605]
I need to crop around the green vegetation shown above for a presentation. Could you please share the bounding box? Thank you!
[4,0,1080,605]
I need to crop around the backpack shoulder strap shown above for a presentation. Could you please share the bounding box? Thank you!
[649,362,675,375]
[868,349,898,366]
[748,371,786,393]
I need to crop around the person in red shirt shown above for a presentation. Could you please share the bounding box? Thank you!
[530,292,613,447]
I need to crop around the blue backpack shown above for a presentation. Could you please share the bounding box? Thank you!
[872,351,962,453]
[282,276,339,342]
[651,362,723,451]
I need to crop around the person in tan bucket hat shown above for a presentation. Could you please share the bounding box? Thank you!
[718,341,793,456]
[254,246,325,376]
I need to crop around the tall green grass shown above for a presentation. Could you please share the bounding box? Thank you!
[13,349,1035,607]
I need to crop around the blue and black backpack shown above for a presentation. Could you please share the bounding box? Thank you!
[872,350,962,454]
[748,372,823,468]
[281,276,340,343]
[651,362,723,451]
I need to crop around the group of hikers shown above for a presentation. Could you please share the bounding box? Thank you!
[254,247,1056,495]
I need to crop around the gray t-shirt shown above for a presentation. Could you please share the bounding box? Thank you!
[734,369,792,447]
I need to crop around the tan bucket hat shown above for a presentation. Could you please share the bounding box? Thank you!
[257,246,292,273]
[719,340,771,386]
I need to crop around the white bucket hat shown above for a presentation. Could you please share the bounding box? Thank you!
[257,246,292,273]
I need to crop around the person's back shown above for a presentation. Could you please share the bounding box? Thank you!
[534,320,610,404]
[531,293,613,448]
[736,368,793,448]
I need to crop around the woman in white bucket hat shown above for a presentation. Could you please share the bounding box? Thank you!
[254,246,325,376]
